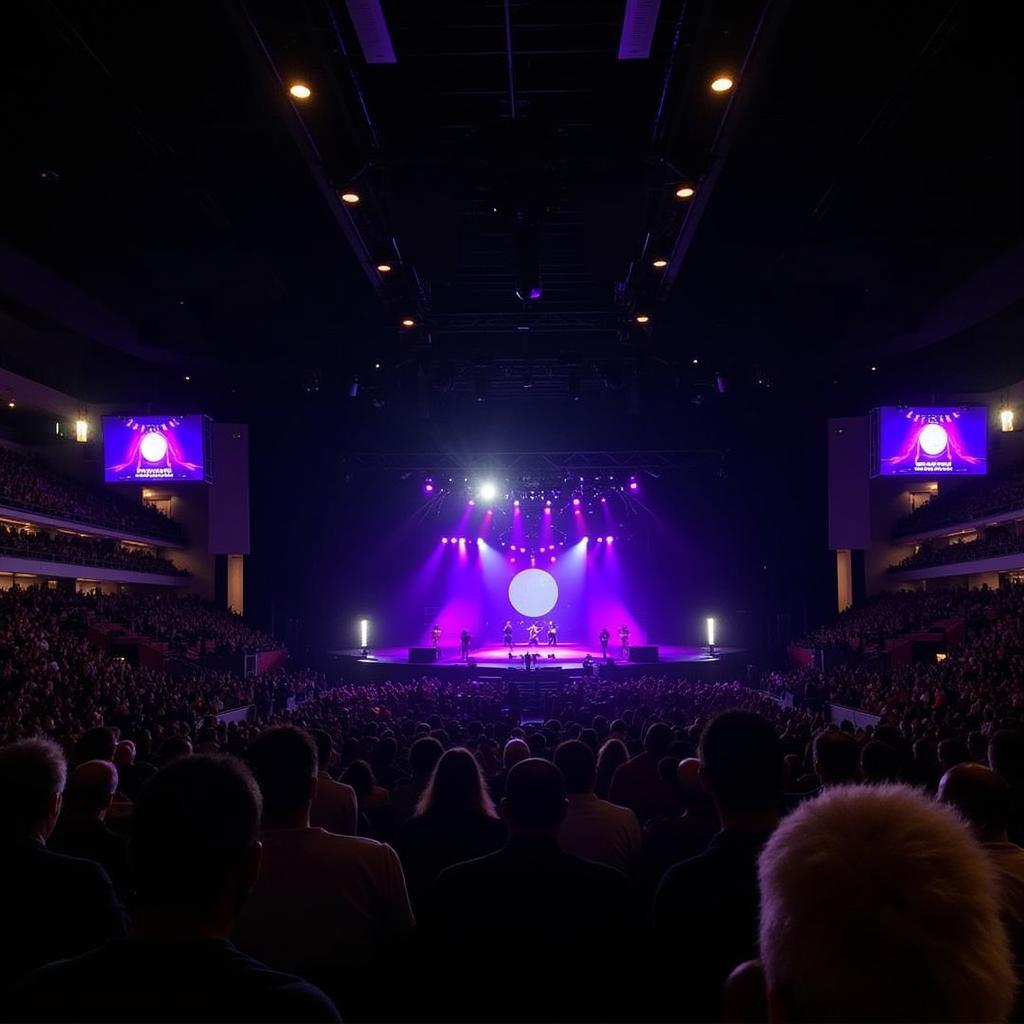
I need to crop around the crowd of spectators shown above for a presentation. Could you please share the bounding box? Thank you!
[0,444,184,542]
[894,462,1024,538]
[889,527,1024,573]
[0,523,187,576]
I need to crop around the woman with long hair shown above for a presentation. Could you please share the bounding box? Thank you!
[594,738,630,800]
[396,747,507,910]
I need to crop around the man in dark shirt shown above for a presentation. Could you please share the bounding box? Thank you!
[0,739,126,994]
[11,754,339,1022]
[422,758,633,1022]
[654,711,783,1022]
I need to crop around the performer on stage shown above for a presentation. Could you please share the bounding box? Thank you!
[527,622,540,646]
[503,620,514,648]
[599,627,610,659]
[619,624,630,659]
[547,620,558,646]
[431,624,441,653]
[460,628,471,660]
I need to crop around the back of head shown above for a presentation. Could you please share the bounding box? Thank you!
[554,740,595,795]
[113,740,136,767]
[938,763,1010,841]
[0,739,66,838]
[700,711,782,815]
[503,758,565,832]
[676,757,703,799]
[503,737,530,769]
[759,784,1014,1022]
[937,737,970,772]
[74,727,116,765]
[813,729,859,785]
[418,747,495,818]
[644,722,672,758]
[160,736,193,764]
[990,729,1024,784]
[132,755,261,913]
[66,760,119,817]
[410,735,444,777]
[310,729,333,770]
[860,741,900,784]
[246,726,317,820]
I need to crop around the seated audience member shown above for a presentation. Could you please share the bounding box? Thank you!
[990,729,1024,845]
[0,739,126,994]
[554,739,641,877]
[488,736,530,802]
[341,758,393,838]
[594,737,630,800]
[397,747,506,911]
[812,728,860,788]
[609,722,679,824]
[48,759,131,896]
[938,763,1024,975]
[309,729,357,836]
[11,755,339,1022]
[860,740,901,784]
[393,735,443,824]
[73,727,117,766]
[423,758,633,1021]
[234,727,413,1012]
[758,785,1014,1022]
[938,736,971,774]
[655,711,782,1022]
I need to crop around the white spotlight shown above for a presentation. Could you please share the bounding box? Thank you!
[479,481,497,502]
[359,618,369,654]
[1001,408,1015,432]
[706,616,716,653]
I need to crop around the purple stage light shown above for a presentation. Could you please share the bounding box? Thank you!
[449,537,458,544]
[600,496,607,503]
[539,546,546,552]
[513,500,520,507]
[441,537,448,543]
[572,497,581,507]
[583,535,589,542]
[574,508,581,515]
[529,286,542,300]
[468,499,475,506]
[424,480,434,493]
[510,557,516,563]
[606,535,614,543]
[544,507,551,516]
[546,499,551,506]
[597,537,603,543]
[550,556,556,563]
[629,479,638,491]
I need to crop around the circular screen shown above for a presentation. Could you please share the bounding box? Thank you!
[139,431,169,463]
[508,568,559,617]
[918,423,948,456]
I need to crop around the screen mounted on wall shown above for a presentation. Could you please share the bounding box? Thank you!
[103,415,210,483]
[872,406,988,477]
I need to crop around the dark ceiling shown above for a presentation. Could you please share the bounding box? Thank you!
[0,0,1020,416]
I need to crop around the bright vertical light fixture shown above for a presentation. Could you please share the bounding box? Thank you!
[74,419,89,443]
[359,619,369,648]
[1001,408,1015,432]
[706,616,716,646]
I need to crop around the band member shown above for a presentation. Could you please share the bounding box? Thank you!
[523,650,533,671]
[527,622,540,646]
[460,629,471,660]
[599,627,610,659]
[547,620,558,646]
[503,620,514,648]
[619,624,630,659]
[431,624,441,652]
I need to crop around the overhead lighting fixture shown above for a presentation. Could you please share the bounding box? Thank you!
[401,317,415,328]
[376,263,392,273]
[1000,408,1015,432]
[288,82,312,100]
[6,400,14,409]
[675,186,695,199]
[635,314,650,324]
[340,191,361,204]
[74,419,89,444]
[710,76,734,93]
[651,259,668,268]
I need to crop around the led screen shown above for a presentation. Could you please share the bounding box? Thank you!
[103,415,209,483]
[875,406,987,477]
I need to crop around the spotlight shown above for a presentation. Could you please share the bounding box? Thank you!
[544,507,552,516]
[629,478,638,491]
[450,537,458,544]
[600,496,607,503]
[340,191,361,204]
[7,400,15,409]
[572,498,581,507]
[510,557,516,564]
[424,478,434,494]
[1001,408,1015,432]
[546,500,552,507]
[441,537,448,543]
[550,556,556,563]
[710,76,734,93]
[513,500,520,508]
[459,537,466,544]
[539,546,546,553]
[583,536,589,543]
[652,259,668,268]
[359,618,369,654]
[479,481,497,502]
[675,186,695,199]
[289,82,312,99]
[597,537,603,543]
[706,616,716,655]
[376,263,393,273]
[606,536,614,543]
[635,314,650,324]
[401,317,416,328]
[468,500,475,507]
[74,419,89,443]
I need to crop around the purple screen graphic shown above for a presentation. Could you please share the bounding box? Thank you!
[876,406,987,477]
[103,415,207,483]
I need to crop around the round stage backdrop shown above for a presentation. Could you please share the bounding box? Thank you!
[508,568,559,617]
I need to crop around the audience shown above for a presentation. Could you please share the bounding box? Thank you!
[308,729,357,836]
[609,721,679,823]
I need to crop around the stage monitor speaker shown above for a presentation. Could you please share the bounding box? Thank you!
[408,647,438,664]
[628,645,659,662]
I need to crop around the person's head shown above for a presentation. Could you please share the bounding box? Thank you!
[676,757,703,800]
[341,759,375,800]
[503,737,530,769]
[759,784,1014,1023]
[501,758,566,834]
[937,737,970,773]
[594,738,630,797]
[310,729,334,772]
[644,722,672,758]
[989,729,1024,785]
[74,727,116,765]
[417,747,496,819]
[812,729,859,786]
[938,763,1012,842]
[700,711,782,819]
[113,740,136,767]
[64,760,119,820]
[409,736,444,779]
[160,736,193,764]
[860,740,900,784]
[554,740,596,795]
[0,738,66,841]
[245,726,317,826]
[131,755,262,931]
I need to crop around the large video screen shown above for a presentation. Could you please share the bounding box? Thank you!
[103,415,210,483]
[874,406,987,477]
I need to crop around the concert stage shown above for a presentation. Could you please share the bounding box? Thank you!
[329,641,745,683]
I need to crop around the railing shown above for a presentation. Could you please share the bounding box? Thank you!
[0,542,188,576]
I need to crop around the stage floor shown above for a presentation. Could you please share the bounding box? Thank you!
[336,642,740,671]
